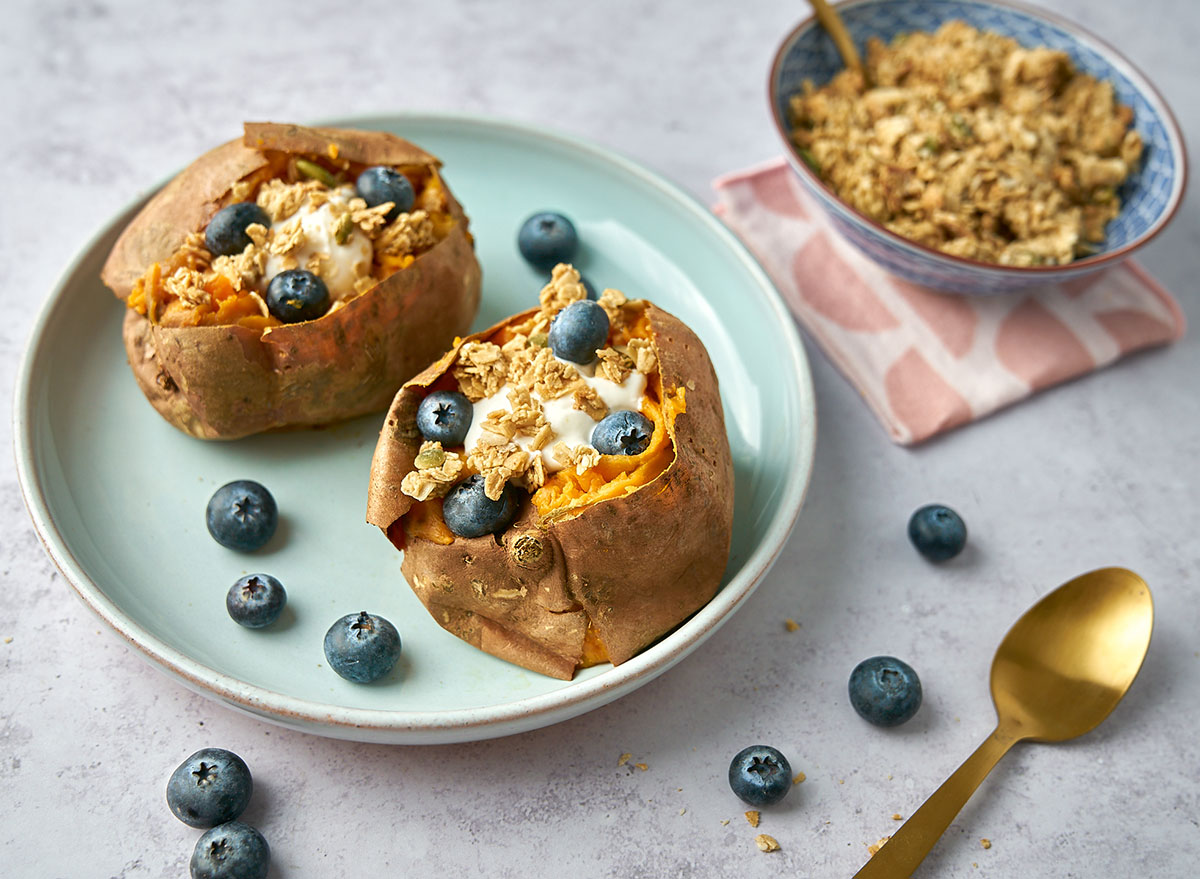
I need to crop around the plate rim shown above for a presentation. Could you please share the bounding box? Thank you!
[13,111,817,741]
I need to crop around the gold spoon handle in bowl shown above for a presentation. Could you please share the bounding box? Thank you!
[807,0,870,85]
[851,726,1020,878]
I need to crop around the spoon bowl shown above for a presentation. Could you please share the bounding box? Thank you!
[853,567,1153,878]
[991,567,1154,742]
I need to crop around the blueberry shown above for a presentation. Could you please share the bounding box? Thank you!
[226,574,286,629]
[518,211,578,272]
[190,821,270,879]
[442,474,519,538]
[581,276,598,300]
[848,656,923,727]
[548,300,609,364]
[323,611,402,683]
[356,166,414,222]
[166,748,253,828]
[416,390,473,446]
[205,203,271,258]
[728,745,793,807]
[907,504,967,562]
[265,269,330,323]
[206,481,278,552]
[592,410,654,456]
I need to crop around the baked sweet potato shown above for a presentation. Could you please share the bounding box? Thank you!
[367,266,734,679]
[101,122,482,439]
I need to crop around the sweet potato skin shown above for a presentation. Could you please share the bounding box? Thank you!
[102,123,481,440]
[367,303,734,679]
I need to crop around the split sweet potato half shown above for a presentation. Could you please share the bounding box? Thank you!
[101,122,482,439]
[367,267,733,679]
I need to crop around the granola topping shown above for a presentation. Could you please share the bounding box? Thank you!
[462,344,647,480]
[399,441,466,502]
[402,272,657,509]
[162,266,210,307]
[263,186,373,301]
[131,162,450,326]
[787,20,1142,265]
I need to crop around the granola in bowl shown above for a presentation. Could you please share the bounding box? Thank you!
[787,20,1143,267]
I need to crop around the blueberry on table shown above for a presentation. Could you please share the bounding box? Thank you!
[190,821,270,879]
[592,410,654,456]
[356,165,414,221]
[265,269,330,323]
[205,203,271,257]
[206,481,278,552]
[728,745,793,807]
[518,211,578,271]
[324,611,402,683]
[166,748,253,828]
[908,503,967,561]
[548,300,610,364]
[226,574,286,629]
[849,656,923,727]
[442,474,519,538]
[416,390,473,446]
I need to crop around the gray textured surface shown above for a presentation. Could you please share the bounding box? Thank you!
[3,0,1197,876]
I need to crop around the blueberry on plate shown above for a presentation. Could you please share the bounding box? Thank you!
[907,503,967,562]
[356,165,414,221]
[728,745,792,807]
[265,269,330,324]
[226,574,286,629]
[849,656,922,727]
[205,203,272,258]
[441,474,519,538]
[548,299,609,364]
[206,481,278,552]
[518,211,578,272]
[324,611,402,683]
[166,748,253,828]
[592,410,654,456]
[190,821,270,879]
[416,390,473,446]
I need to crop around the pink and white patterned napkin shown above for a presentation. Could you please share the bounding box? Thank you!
[713,158,1186,445]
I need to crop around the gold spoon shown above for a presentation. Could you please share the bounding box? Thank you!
[807,0,871,86]
[852,567,1154,878]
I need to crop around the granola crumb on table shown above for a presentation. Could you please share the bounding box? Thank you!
[788,20,1142,266]
[755,833,781,853]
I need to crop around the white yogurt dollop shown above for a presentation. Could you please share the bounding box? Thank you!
[263,186,373,301]
[463,355,647,473]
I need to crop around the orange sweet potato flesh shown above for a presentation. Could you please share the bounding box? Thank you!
[367,302,734,680]
[101,122,481,440]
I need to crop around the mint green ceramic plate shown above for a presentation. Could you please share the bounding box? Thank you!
[15,114,815,744]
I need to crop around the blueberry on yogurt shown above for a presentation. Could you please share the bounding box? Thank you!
[592,410,654,456]
[548,299,609,364]
[416,390,473,446]
[205,202,271,258]
[355,166,414,221]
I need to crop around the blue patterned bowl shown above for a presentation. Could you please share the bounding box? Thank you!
[769,0,1186,294]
